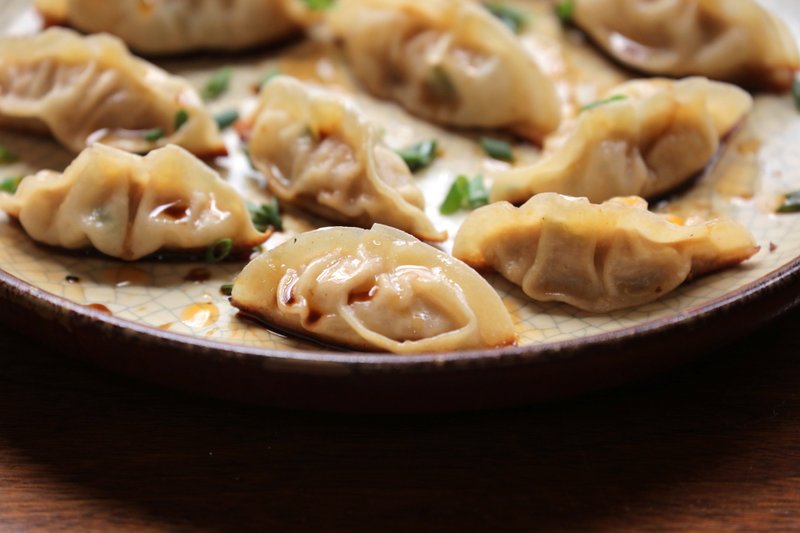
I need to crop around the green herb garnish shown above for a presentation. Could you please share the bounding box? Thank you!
[202,66,233,101]
[778,191,800,213]
[485,3,527,33]
[174,109,189,130]
[440,175,490,215]
[555,0,574,24]
[303,0,334,10]
[220,283,234,296]
[425,66,456,101]
[214,109,239,130]
[0,144,18,164]
[205,238,234,263]
[580,94,628,113]
[249,198,283,231]
[258,68,282,90]
[792,77,800,112]
[395,140,438,172]
[143,128,165,142]
[479,136,514,162]
[242,146,255,169]
[0,176,22,194]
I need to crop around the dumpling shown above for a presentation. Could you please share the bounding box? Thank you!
[491,77,752,205]
[329,0,561,143]
[0,144,267,260]
[453,194,759,313]
[0,28,225,156]
[247,76,446,242]
[231,224,516,353]
[572,0,800,91]
[35,0,299,56]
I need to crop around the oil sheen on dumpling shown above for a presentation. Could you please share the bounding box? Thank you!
[231,224,516,353]
[0,144,267,260]
[573,0,800,91]
[247,76,446,242]
[491,77,753,205]
[0,28,225,156]
[35,0,299,56]
[453,194,759,313]
[329,0,561,143]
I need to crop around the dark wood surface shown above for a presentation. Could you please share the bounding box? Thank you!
[2,305,800,531]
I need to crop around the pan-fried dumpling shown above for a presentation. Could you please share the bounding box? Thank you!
[491,77,752,205]
[35,0,299,56]
[0,144,267,260]
[247,76,446,242]
[572,0,800,91]
[0,28,225,156]
[453,194,759,313]
[329,0,561,143]
[231,224,516,353]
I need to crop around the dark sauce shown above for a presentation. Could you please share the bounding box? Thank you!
[184,267,211,282]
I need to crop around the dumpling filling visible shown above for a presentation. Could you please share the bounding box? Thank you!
[0,144,267,260]
[491,77,752,205]
[247,76,446,242]
[231,224,516,353]
[0,28,225,156]
[453,193,759,313]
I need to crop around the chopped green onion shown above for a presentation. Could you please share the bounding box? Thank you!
[220,283,234,296]
[249,198,283,231]
[555,0,574,24]
[242,146,255,169]
[440,175,489,215]
[580,94,628,113]
[258,68,282,90]
[205,238,234,263]
[479,136,514,162]
[174,109,189,130]
[395,140,438,172]
[0,176,22,194]
[425,66,456,101]
[0,144,17,164]
[778,191,800,213]
[202,66,233,101]
[143,128,165,142]
[303,0,334,10]
[485,3,527,34]
[793,77,800,112]
[214,109,239,130]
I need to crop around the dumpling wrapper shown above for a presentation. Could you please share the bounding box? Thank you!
[573,0,800,92]
[491,77,753,205]
[453,193,759,313]
[247,76,446,242]
[0,144,267,260]
[0,28,225,156]
[231,224,516,353]
[35,0,299,56]
[329,0,561,143]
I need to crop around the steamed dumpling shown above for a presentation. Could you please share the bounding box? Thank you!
[0,28,225,156]
[0,144,267,260]
[329,0,561,143]
[35,0,299,56]
[573,0,800,91]
[247,76,446,242]
[491,77,753,205]
[453,194,759,313]
[231,224,516,353]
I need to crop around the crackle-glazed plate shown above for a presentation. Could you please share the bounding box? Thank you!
[1,0,800,411]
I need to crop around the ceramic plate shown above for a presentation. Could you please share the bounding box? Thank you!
[1,0,800,411]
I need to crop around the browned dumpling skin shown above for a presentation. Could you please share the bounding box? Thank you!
[329,0,561,143]
[0,28,225,156]
[247,76,446,242]
[572,0,800,91]
[453,194,759,313]
[491,77,752,205]
[35,0,299,55]
[0,144,267,260]
[231,224,516,353]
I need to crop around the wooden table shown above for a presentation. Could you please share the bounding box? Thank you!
[1,305,800,531]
